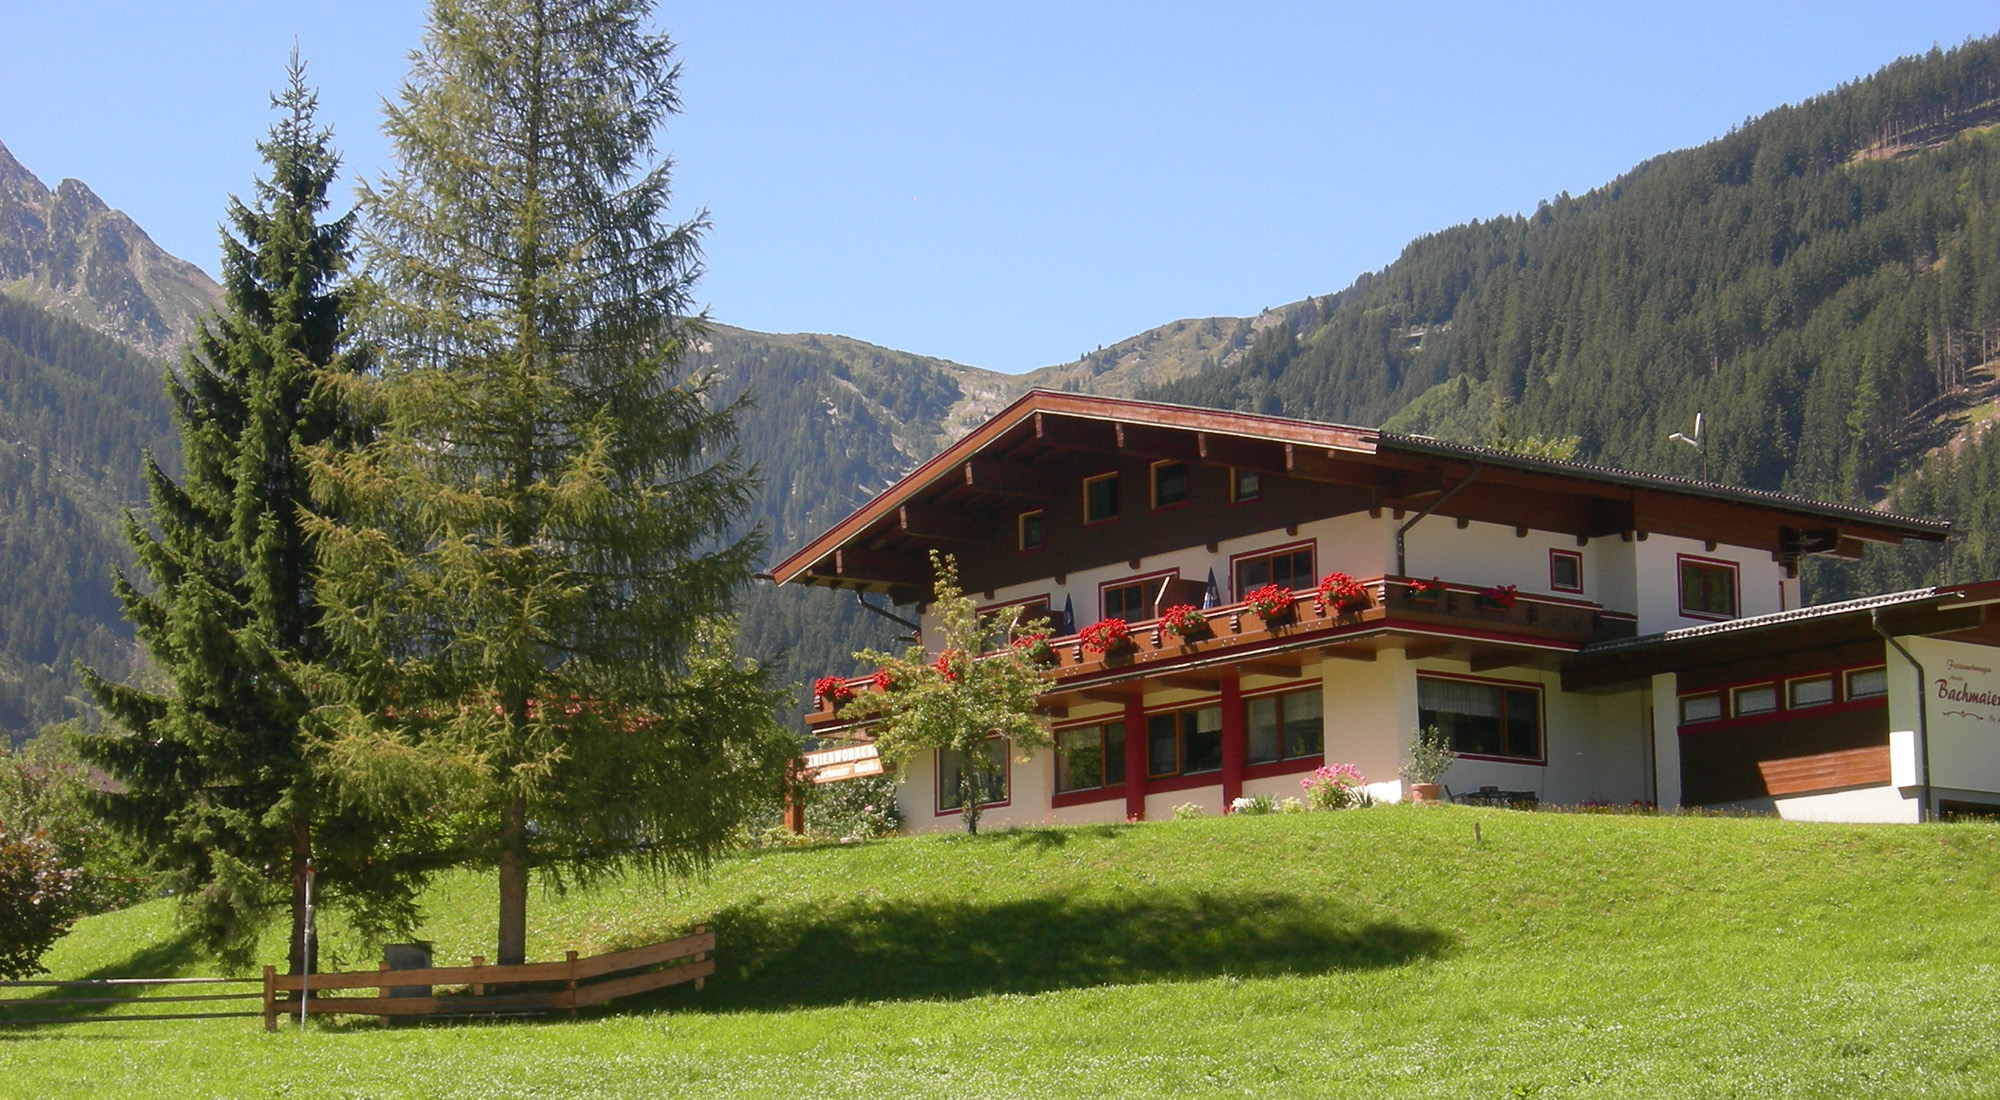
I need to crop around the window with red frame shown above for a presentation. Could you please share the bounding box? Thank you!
[1549,548,1583,593]
[1679,558,1737,618]
[980,597,1051,640]
[1147,705,1222,778]
[937,739,1009,812]
[1083,473,1119,524]
[1234,546,1314,600]
[1246,688,1323,764]
[1055,722,1126,793]
[1151,461,1190,508]
[1418,676,1541,761]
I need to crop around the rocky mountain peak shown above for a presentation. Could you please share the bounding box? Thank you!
[0,138,219,359]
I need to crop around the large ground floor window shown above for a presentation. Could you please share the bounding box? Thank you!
[937,739,1010,812]
[1055,721,1126,793]
[1418,676,1542,762]
[1246,688,1323,764]
[1148,705,1222,778]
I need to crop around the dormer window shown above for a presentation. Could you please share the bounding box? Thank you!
[1230,468,1260,503]
[1017,509,1044,551]
[1084,473,1119,524]
[1151,461,1189,509]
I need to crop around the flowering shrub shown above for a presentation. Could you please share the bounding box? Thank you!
[811,773,903,840]
[1159,604,1210,638]
[1278,796,1306,814]
[1244,584,1294,618]
[1476,584,1519,611]
[1301,763,1367,810]
[1406,576,1446,598]
[812,676,854,706]
[870,668,898,694]
[1079,617,1132,653]
[1171,801,1205,820]
[1011,631,1055,664]
[1317,571,1368,612]
[1230,794,1277,816]
[931,648,964,682]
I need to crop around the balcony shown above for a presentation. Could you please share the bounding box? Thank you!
[804,576,1637,728]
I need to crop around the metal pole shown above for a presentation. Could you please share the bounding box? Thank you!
[299,860,314,1029]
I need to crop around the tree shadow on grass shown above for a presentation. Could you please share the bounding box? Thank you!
[0,930,221,1031]
[635,887,1450,1013]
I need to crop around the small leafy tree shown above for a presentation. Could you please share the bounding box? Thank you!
[842,552,1052,834]
[0,726,150,912]
[0,822,81,979]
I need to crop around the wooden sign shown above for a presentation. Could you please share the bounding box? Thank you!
[804,743,883,784]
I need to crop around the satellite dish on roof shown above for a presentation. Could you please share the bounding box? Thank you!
[1668,412,1707,480]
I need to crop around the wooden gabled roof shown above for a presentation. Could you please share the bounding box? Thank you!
[769,390,1949,594]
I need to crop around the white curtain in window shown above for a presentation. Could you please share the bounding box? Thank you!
[1419,677,1500,717]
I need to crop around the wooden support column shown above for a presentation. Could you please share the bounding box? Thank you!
[1220,674,1245,810]
[1124,692,1148,821]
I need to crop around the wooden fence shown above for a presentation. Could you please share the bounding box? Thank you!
[0,976,265,1026]
[261,925,714,1029]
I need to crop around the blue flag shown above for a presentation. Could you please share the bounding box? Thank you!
[1203,569,1222,609]
[1061,594,1076,635]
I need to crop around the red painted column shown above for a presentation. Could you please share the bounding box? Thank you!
[1220,674,1245,810]
[1123,692,1148,821]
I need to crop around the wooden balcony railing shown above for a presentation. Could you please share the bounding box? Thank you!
[804,577,1637,727]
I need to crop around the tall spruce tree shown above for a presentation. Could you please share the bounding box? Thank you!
[312,0,792,966]
[78,59,428,971]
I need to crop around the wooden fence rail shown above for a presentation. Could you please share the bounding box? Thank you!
[0,976,265,1026]
[261,926,713,1029]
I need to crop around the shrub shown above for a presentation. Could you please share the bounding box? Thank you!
[1301,763,1368,810]
[1171,801,1204,821]
[1401,724,1458,785]
[1278,796,1306,814]
[811,773,904,840]
[0,822,82,979]
[1230,794,1276,816]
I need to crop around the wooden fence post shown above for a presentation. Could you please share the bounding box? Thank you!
[378,961,390,1028]
[566,950,579,1021]
[693,924,708,992]
[262,965,277,1031]
[471,955,484,997]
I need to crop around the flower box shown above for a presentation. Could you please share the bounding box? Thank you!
[1079,618,1134,654]
[1243,584,1295,621]
[1159,604,1211,640]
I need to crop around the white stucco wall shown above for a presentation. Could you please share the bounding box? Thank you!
[1891,635,2000,808]
[1631,534,1792,635]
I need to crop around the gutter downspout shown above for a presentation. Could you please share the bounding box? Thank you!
[1395,459,1482,579]
[1872,608,1934,823]
[857,590,922,644]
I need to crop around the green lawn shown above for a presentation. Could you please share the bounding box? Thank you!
[7,806,2000,1098]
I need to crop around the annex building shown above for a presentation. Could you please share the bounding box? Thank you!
[772,391,2000,829]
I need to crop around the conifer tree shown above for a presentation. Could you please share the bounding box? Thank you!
[312,0,792,966]
[78,58,427,971]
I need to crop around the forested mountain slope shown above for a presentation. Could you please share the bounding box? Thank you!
[0,293,173,735]
[1150,37,2000,603]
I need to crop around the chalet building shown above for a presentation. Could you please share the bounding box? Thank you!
[773,391,2000,828]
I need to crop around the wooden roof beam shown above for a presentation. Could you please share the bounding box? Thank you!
[962,457,1064,501]
[835,547,931,588]
[1155,673,1222,692]
[1116,423,1202,462]
[1077,687,1142,705]
[1238,657,1305,678]
[1286,444,1393,489]
[1034,412,1120,452]
[1197,432,1289,474]
[1320,644,1378,662]
[899,504,998,544]
[1468,647,1530,673]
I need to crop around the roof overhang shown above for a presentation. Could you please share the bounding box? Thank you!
[1561,581,2000,692]
[769,390,1951,598]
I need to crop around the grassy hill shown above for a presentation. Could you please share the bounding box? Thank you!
[9,807,2000,1098]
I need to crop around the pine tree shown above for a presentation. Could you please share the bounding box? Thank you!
[312,0,793,966]
[78,59,426,971]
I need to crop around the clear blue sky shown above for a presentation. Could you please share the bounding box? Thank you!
[3,2,1995,372]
